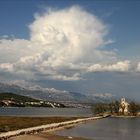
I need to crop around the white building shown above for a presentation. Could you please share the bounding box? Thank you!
[119,98,129,114]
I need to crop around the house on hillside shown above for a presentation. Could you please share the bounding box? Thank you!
[1,100,16,106]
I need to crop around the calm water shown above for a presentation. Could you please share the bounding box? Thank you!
[0,107,93,117]
[56,117,140,140]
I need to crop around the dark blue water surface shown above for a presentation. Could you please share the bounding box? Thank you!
[0,107,92,117]
[56,117,140,140]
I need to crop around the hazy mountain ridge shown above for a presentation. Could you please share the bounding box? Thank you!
[0,82,115,103]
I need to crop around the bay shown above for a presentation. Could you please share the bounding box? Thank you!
[56,117,140,140]
[0,107,93,117]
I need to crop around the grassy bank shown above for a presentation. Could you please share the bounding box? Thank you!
[0,116,79,133]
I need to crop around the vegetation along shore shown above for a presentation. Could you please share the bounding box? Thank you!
[93,98,140,117]
[0,116,79,133]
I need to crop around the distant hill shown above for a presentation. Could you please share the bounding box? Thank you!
[0,82,92,103]
[0,92,38,103]
[0,82,115,103]
[0,92,65,108]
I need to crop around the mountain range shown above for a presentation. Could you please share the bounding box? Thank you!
[0,82,116,103]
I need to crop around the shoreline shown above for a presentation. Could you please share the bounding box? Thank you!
[0,115,108,139]
[0,116,80,133]
[9,133,92,140]
[1,114,139,139]
[111,115,138,118]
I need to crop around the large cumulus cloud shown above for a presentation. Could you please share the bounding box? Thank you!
[0,6,131,82]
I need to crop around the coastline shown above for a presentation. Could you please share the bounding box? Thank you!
[9,133,92,140]
[111,115,138,118]
[0,115,108,139]
[1,114,139,139]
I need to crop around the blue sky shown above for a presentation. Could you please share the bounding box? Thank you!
[0,0,140,100]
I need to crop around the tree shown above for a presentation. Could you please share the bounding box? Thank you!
[109,103,113,114]
[94,104,107,114]
[109,101,119,114]
[129,102,139,116]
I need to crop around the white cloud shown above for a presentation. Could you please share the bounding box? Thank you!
[93,93,115,99]
[0,63,13,72]
[0,39,30,63]
[0,6,132,81]
[47,73,81,81]
[87,60,130,72]
[29,6,115,64]
[136,62,140,72]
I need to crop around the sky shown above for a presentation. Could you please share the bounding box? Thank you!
[0,0,140,100]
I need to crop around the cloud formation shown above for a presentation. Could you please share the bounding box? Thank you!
[0,6,132,82]
[136,62,140,72]
[87,61,130,72]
